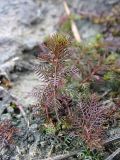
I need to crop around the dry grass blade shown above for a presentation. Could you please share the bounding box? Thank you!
[105,148,120,160]
[44,150,81,160]
[63,0,81,42]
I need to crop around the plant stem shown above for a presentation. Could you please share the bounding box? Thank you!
[53,64,60,121]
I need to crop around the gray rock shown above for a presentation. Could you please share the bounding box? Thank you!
[10,73,44,106]
[69,0,120,40]
[105,0,120,5]
[0,86,14,116]
[0,86,7,97]
[0,38,21,64]
[7,106,14,113]
[0,0,63,65]
[14,59,33,72]
[77,20,101,40]
[0,69,9,82]
[0,57,19,74]
[72,0,116,13]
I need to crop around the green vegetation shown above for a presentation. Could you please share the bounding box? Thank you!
[30,33,120,159]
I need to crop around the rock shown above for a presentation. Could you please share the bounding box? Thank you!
[105,0,120,5]
[0,86,7,99]
[7,106,14,113]
[0,57,19,74]
[10,73,43,106]
[14,59,33,72]
[77,20,101,40]
[72,0,118,13]
[0,0,63,95]
[10,74,19,82]
[0,86,14,116]
[69,0,120,40]
[0,38,22,65]
[0,0,63,66]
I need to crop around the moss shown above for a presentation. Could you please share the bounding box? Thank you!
[105,53,119,65]
[59,18,71,33]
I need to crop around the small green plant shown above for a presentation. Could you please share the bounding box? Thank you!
[32,34,71,121]
[30,33,119,156]
[70,94,110,150]
[79,147,103,160]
